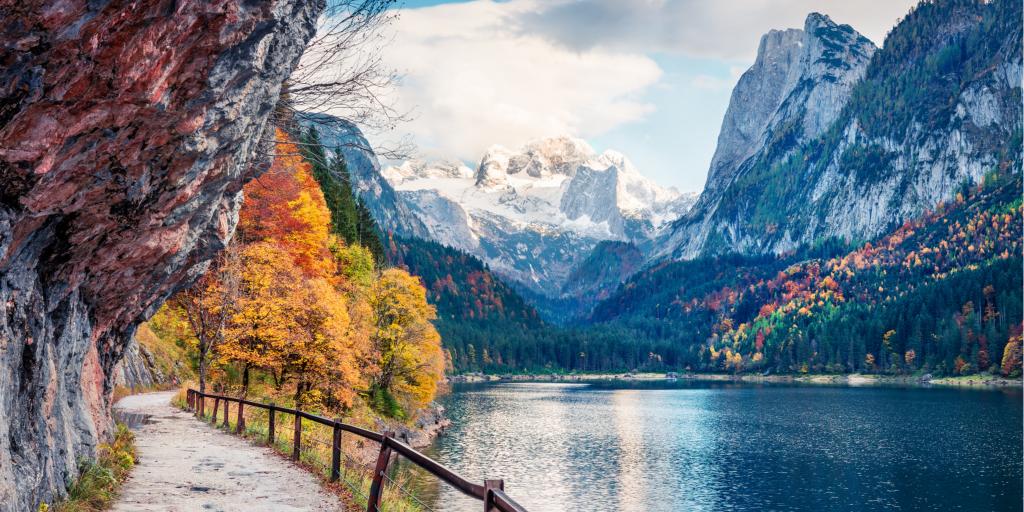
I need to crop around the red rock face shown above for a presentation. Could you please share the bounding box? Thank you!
[0,1,322,508]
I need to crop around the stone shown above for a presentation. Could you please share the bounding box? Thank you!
[0,1,323,509]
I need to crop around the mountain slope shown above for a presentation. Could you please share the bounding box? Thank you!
[595,170,1022,375]
[657,1,1022,259]
[297,112,431,240]
[560,241,644,303]
[386,235,543,327]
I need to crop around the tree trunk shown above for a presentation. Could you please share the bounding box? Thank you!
[293,380,305,407]
[241,363,251,398]
[198,346,208,394]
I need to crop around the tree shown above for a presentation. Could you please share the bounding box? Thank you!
[332,233,376,290]
[167,247,240,393]
[1001,328,1022,377]
[285,278,360,408]
[367,268,445,416]
[222,242,302,397]
[240,129,334,277]
[277,1,405,136]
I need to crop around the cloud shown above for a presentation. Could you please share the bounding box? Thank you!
[690,74,732,91]
[520,0,918,60]
[336,0,920,179]
[370,0,663,164]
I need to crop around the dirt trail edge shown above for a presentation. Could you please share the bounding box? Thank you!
[111,391,342,512]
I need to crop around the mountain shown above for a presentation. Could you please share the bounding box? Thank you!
[593,169,1022,374]
[560,241,644,302]
[380,137,697,298]
[656,2,1022,260]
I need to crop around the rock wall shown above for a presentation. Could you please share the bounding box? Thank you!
[112,336,166,391]
[0,1,322,509]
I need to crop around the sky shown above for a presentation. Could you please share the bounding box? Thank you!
[366,0,920,192]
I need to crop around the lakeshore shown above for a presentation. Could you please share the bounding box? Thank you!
[448,371,1022,389]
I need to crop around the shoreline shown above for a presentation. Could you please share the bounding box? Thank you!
[448,371,1023,389]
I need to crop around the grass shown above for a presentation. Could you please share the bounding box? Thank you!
[45,423,136,512]
[134,323,194,383]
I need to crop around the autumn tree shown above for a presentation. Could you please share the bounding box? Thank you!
[222,242,302,397]
[166,247,241,393]
[284,278,362,408]
[367,268,445,417]
[240,128,334,277]
[1001,327,1022,377]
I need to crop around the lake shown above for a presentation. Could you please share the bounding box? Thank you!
[405,380,1022,512]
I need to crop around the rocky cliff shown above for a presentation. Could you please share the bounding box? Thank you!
[657,1,1022,260]
[700,14,876,201]
[0,1,321,509]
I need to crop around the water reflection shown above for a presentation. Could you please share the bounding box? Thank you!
[611,390,644,511]
[415,381,1022,512]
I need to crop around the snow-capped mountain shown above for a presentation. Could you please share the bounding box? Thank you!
[381,137,697,297]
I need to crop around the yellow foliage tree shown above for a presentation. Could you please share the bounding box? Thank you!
[222,242,301,397]
[285,277,362,408]
[1001,332,1022,377]
[368,268,445,415]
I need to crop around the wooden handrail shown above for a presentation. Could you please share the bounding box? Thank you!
[186,389,529,511]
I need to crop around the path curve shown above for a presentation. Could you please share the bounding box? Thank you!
[112,391,343,512]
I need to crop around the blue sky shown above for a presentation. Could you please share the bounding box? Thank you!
[372,0,918,191]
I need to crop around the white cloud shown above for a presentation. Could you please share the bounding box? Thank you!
[521,0,919,60]
[367,0,662,164]
[318,0,921,186]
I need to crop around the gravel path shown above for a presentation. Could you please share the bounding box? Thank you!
[112,391,343,512]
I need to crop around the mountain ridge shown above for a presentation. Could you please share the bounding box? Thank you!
[378,136,697,298]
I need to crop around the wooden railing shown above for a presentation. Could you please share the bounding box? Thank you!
[186,389,528,512]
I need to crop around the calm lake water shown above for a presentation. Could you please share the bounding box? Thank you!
[405,380,1022,512]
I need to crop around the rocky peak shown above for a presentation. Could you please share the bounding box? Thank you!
[377,137,693,298]
[656,0,1020,262]
[701,13,875,199]
[475,145,514,188]
[476,136,597,182]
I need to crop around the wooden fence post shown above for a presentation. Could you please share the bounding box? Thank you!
[483,479,504,512]
[236,401,245,434]
[198,395,204,418]
[211,397,220,424]
[268,404,276,445]
[366,432,394,512]
[292,413,302,461]
[223,399,230,428]
[330,419,342,482]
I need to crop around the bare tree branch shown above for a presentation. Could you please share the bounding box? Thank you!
[269,0,414,161]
